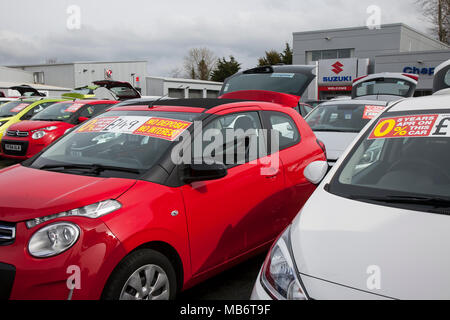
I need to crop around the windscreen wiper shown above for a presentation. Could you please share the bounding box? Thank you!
[39,164,141,175]
[350,194,450,208]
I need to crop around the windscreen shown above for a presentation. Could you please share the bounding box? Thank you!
[30,110,199,175]
[353,78,415,98]
[0,101,31,117]
[32,102,85,122]
[329,111,450,207]
[305,103,386,133]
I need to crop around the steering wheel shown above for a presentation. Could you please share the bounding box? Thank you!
[388,159,450,183]
[108,145,143,167]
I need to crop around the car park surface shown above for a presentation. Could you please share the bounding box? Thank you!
[252,79,450,300]
[0,98,325,300]
[1,100,117,160]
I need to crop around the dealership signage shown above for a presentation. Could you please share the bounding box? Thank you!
[319,58,358,87]
[403,66,435,76]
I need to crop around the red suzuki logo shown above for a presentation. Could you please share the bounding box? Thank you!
[332,62,344,74]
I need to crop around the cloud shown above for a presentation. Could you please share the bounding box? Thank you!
[0,0,433,76]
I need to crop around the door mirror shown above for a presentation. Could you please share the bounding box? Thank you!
[304,161,329,185]
[182,162,228,184]
[78,116,89,123]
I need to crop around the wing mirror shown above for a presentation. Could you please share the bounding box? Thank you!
[182,162,228,184]
[78,116,89,123]
[304,161,329,185]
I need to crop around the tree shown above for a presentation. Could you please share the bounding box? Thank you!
[280,43,293,65]
[211,56,241,82]
[183,48,217,80]
[416,0,450,44]
[258,50,282,66]
[257,43,293,66]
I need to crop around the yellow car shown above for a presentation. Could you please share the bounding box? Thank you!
[0,98,69,139]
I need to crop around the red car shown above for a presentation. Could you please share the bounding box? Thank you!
[0,98,325,300]
[1,100,117,160]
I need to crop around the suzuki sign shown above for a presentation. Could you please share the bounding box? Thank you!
[319,58,358,86]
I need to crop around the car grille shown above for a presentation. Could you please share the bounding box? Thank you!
[0,263,16,300]
[0,222,15,246]
[6,130,29,137]
[1,140,29,156]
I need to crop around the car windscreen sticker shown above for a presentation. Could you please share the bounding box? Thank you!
[133,117,193,141]
[10,103,30,113]
[65,103,86,113]
[77,116,150,134]
[344,112,352,120]
[369,114,441,139]
[363,105,386,120]
[271,73,295,78]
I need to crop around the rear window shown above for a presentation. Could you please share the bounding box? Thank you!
[223,72,310,96]
[305,103,386,133]
[353,78,414,98]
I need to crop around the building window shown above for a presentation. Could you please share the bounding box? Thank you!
[168,88,185,98]
[308,49,353,62]
[189,89,203,99]
[207,90,220,98]
[33,72,45,84]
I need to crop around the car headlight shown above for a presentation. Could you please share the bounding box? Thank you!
[43,126,58,131]
[261,226,307,300]
[26,199,122,229]
[32,131,46,139]
[28,222,80,258]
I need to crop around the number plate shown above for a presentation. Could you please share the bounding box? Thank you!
[4,144,21,151]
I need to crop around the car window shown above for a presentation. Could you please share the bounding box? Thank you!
[202,112,263,167]
[79,104,112,118]
[265,112,300,151]
[305,103,386,133]
[445,69,450,86]
[354,78,414,98]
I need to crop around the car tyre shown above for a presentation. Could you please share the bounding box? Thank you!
[102,249,177,300]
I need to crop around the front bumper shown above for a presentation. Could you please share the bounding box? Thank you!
[0,217,126,300]
[1,137,48,160]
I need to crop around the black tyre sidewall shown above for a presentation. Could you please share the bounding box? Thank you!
[102,249,178,300]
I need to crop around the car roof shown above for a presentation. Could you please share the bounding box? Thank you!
[320,99,388,106]
[59,99,117,105]
[387,94,450,113]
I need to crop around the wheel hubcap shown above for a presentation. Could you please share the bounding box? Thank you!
[120,264,170,300]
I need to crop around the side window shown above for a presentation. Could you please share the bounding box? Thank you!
[202,111,264,167]
[265,111,301,151]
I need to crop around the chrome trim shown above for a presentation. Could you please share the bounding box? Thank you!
[0,223,16,241]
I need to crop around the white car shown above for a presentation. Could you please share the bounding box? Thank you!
[252,60,450,300]
[352,72,418,102]
[305,100,387,166]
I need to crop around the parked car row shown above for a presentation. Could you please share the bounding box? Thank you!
[0,66,327,300]
[0,59,448,300]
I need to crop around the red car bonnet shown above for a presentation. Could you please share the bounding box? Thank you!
[7,120,66,131]
[0,165,137,223]
[219,90,301,108]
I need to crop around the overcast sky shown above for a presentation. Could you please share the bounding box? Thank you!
[0,0,432,77]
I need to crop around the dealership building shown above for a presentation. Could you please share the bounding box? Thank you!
[293,23,450,100]
[2,60,222,98]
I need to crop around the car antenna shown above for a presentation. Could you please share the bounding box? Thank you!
[148,85,190,109]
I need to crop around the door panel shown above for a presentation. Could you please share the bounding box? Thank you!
[181,110,285,276]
